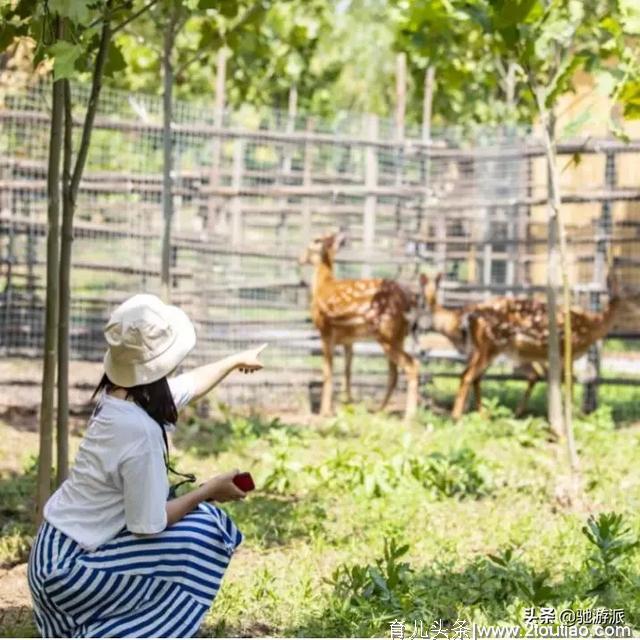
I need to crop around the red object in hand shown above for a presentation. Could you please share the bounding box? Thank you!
[232,472,255,492]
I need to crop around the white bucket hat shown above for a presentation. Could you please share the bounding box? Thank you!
[103,294,196,388]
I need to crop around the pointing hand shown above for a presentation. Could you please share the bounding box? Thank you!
[234,343,267,374]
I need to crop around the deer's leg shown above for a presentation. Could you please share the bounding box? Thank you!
[516,363,546,417]
[380,344,419,421]
[380,360,398,411]
[400,349,419,421]
[343,343,354,403]
[320,336,334,416]
[452,350,489,421]
[515,378,537,418]
[516,368,539,417]
[473,379,482,412]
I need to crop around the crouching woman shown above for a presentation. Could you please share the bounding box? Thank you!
[28,294,265,638]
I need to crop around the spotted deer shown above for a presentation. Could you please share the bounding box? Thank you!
[420,272,621,420]
[299,231,419,420]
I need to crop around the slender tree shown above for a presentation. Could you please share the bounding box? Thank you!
[57,0,116,485]
[477,0,639,499]
[1,0,161,516]
[149,0,271,299]
[36,14,65,523]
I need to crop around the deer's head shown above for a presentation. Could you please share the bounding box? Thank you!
[298,230,348,267]
[416,272,444,332]
[419,272,443,312]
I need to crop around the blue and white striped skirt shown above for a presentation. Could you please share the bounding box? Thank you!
[27,502,243,638]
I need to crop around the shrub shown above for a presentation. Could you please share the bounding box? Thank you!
[582,512,639,600]
[410,448,492,499]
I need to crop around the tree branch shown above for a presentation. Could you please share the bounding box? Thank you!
[87,0,132,29]
[174,3,263,79]
[111,0,159,36]
[62,80,73,195]
[69,0,113,202]
[494,54,507,82]
[175,48,210,77]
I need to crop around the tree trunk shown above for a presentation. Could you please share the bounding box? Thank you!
[544,126,578,472]
[56,9,112,486]
[536,97,564,441]
[538,96,579,474]
[57,80,73,487]
[505,62,516,115]
[36,19,64,524]
[419,65,436,238]
[160,14,176,302]
[422,65,435,143]
[395,52,406,141]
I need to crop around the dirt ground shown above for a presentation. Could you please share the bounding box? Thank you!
[0,358,103,433]
[0,564,32,633]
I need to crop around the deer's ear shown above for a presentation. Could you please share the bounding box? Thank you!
[435,272,443,287]
[334,229,348,249]
[419,273,428,287]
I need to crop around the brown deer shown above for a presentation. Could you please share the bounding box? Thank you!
[299,231,419,420]
[419,272,621,420]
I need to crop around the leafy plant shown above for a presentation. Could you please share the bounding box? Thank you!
[489,415,549,448]
[0,456,37,568]
[329,537,412,608]
[582,512,639,598]
[486,548,557,606]
[0,522,33,569]
[410,448,492,499]
[260,432,304,495]
[480,397,515,421]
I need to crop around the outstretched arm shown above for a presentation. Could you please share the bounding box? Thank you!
[187,343,267,400]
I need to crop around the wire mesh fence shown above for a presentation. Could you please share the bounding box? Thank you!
[1,80,639,413]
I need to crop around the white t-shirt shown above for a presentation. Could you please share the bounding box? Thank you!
[44,373,195,551]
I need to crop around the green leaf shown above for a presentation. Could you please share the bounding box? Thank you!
[198,20,222,50]
[48,0,93,24]
[218,0,239,19]
[561,107,592,138]
[619,80,640,119]
[103,41,126,78]
[546,54,585,107]
[620,80,640,120]
[494,0,540,27]
[11,0,38,20]
[0,23,17,52]
[498,24,520,47]
[623,103,640,120]
[49,40,83,79]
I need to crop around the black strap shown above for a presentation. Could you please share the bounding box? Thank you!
[159,423,197,499]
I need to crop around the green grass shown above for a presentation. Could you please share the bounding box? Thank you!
[2,397,640,637]
[177,401,640,636]
[0,456,37,570]
[428,374,640,424]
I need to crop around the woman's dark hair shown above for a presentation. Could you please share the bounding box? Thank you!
[92,374,177,426]
[92,374,195,493]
